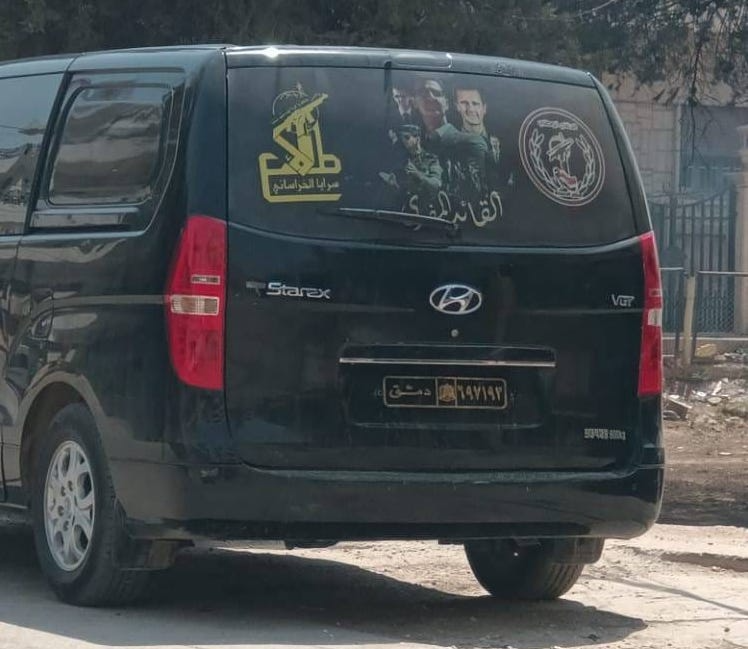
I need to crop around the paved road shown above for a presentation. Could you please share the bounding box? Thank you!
[1,516,747,649]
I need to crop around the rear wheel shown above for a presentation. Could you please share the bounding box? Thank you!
[31,403,151,606]
[464,539,584,600]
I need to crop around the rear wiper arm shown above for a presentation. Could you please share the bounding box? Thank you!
[317,207,460,235]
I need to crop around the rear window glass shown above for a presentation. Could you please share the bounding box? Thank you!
[228,67,635,246]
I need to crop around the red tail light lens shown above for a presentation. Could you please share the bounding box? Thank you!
[165,215,226,390]
[638,231,663,397]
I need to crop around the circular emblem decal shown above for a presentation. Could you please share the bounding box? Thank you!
[518,108,605,207]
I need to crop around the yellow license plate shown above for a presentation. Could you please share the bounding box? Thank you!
[382,376,508,410]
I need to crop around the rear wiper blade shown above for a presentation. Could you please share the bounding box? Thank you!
[317,207,460,235]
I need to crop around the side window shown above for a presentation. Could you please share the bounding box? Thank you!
[48,85,172,205]
[0,74,61,234]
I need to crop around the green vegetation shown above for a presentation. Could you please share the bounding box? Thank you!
[0,1,745,102]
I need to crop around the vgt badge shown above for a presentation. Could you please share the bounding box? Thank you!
[519,107,605,207]
[429,284,482,315]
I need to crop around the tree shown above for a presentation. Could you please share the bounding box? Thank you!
[0,0,581,63]
[576,0,748,104]
[0,0,745,104]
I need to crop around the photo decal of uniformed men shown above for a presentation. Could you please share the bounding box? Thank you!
[380,76,503,228]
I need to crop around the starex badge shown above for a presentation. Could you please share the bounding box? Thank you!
[519,107,605,207]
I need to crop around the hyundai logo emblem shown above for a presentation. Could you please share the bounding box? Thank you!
[429,284,482,315]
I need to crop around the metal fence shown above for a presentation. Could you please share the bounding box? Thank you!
[650,186,737,333]
[661,267,686,358]
[660,270,748,364]
[695,271,736,333]
[689,270,748,357]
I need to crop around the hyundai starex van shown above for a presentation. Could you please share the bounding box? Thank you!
[0,45,664,606]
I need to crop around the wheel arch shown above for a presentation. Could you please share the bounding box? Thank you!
[19,381,90,505]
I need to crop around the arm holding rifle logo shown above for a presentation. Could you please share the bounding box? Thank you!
[272,93,328,176]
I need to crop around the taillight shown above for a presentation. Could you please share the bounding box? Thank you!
[165,215,227,390]
[638,231,663,397]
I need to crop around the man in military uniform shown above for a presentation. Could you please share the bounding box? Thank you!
[453,87,503,197]
[379,124,442,203]
[413,78,489,200]
[455,88,501,172]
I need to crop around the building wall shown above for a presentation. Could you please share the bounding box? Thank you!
[604,73,680,197]
[604,73,748,198]
[612,100,678,197]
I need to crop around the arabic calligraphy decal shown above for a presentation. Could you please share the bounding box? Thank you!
[518,107,605,207]
[403,190,502,228]
[258,83,343,203]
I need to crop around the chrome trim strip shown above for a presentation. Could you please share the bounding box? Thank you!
[338,358,556,368]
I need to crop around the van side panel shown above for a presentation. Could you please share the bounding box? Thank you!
[0,72,66,501]
[184,52,228,222]
[1,51,233,506]
[0,239,18,502]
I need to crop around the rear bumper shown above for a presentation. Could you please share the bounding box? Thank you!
[111,454,664,542]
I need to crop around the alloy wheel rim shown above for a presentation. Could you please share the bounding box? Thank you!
[44,440,96,572]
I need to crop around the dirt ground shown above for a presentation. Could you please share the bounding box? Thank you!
[662,369,748,527]
[1,381,747,649]
[1,518,747,649]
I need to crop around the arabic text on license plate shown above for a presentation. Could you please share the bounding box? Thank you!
[382,376,508,409]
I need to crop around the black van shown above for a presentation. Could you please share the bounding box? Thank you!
[0,45,664,606]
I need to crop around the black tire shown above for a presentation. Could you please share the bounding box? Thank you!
[30,403,151,606]
[464,539,584,600]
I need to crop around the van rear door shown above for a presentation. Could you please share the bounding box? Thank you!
[224,57,646,473]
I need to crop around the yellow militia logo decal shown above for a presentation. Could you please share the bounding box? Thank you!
[258,84,342,203]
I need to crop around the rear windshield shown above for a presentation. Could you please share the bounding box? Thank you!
[228,66,636,246]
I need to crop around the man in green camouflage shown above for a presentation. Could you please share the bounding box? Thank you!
[380,124,442,202]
